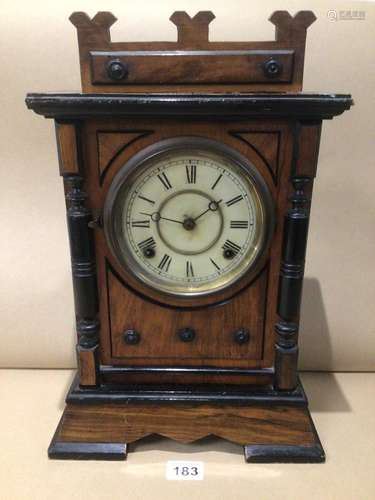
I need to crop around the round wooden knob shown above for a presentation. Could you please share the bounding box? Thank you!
[177,327,196,342]
[263,59,282,79]
[123,329,140,345]
[107,60,128,81]
[233,328,250,345]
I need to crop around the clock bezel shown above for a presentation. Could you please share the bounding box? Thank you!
[103,136,275,307]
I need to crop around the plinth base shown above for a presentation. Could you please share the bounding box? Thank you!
[48,378,324,463]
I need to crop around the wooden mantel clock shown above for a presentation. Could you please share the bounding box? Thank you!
[26,10,352,463]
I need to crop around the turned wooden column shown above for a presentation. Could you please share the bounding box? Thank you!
[55,121,100,386]
[275,176,311,390]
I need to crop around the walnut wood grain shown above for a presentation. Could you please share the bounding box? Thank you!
[108,264,268,362]
[55,402,317,446]
[55,122,80,175]
[230,130,281,183]
[69,10,316,93]
[97,130,151,181]
[77,345,99,386]
[80,118,291,377]
[90,50,295,85]
[296,122,322,178]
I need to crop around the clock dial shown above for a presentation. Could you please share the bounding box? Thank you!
[105,140,273,298]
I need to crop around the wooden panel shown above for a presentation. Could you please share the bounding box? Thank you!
[97,130,151,180]
[80,117,293,373]
[90,50,294,85]
[77,345,99,386]
[230,131,280,183]
[57,402,316,446]
[56,122,79,175]
[108,264,268,362]
[296,122,322,177]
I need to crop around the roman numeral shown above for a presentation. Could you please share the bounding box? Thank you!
[223,239,241,256]
[157,172,172,190]
[131,220,150,228]
[138,194,155,205]
[138,237,156,251]
[186,261,194,277]
[158,254,172,272]
[185,164,197,184]
[211,174,223,190]
[209,258,221,271]
[230,220,249,229]
[226,195,244,207]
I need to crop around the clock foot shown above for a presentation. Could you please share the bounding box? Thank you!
[48,415,128,460]
[48,441,128,460]
[244,443,325,463]
[243,412,325,463]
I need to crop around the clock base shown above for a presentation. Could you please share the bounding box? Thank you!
[48,375,324,463]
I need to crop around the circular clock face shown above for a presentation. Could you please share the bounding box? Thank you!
[104,138,273,299]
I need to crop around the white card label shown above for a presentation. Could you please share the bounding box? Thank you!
[166,461,204,480]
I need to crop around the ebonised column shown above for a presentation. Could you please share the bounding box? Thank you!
[275,176,311,390]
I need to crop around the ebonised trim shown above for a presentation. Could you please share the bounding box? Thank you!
[275,175,311,390]
[243,443,325,463]
[66,373,307,406]
[65,176,99,348]
[26,93,353,120]
[100,365,274,376]
[48,441,127,460]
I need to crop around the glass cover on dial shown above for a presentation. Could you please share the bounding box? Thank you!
[105,141,272,298]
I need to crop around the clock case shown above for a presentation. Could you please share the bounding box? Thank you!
[26,10,352,462]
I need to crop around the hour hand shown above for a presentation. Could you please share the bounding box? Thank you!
[193,199,222,222]
[140,211,183,225]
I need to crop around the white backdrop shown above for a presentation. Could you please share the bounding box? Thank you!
[0,0,374,369]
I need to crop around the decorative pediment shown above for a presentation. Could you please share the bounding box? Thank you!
[69,10,316,92]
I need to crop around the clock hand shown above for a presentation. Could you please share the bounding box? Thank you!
[193,199,222,222]
[140,211,184,225]
[160,216,184,225]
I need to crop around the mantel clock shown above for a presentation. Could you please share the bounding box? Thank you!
[26,10,352,462]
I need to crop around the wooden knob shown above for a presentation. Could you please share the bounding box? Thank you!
[177,328,196,342]
[123,329,140,345]
[107,60,128,80]
[233,328,250,345]
[263,59,282,78]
